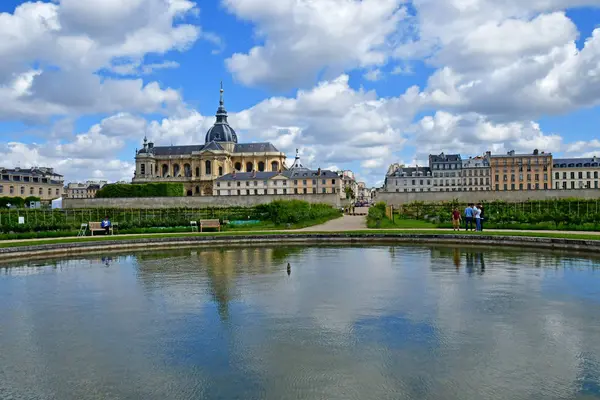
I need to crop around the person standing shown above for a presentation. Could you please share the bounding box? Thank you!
[464,204,474,231]
[451,208,461,231]
[474,205,482,231]
[478,204,485,231]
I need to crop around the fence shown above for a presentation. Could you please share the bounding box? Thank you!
[395,199,600,225]
[0,207,259,231]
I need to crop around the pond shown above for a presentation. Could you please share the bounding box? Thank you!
[1,245,599,400]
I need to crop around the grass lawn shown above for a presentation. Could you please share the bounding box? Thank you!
[2,229,600,249]
[373,218,437,229]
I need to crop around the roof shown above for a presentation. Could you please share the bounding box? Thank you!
[389,167,431,176]
[138,142,281,156]
[234,143,280,153]
[0,167,63,178]
[216,169,339,181]
[490,150,551,158]
[462,157,490,168]
[429,153,461,162]
[553,157,600,167]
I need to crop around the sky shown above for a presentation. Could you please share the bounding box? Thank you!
[1,0,600,187]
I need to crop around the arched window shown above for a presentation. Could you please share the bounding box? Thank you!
[258,161,265,172]
[186,190,193,196]
[184,163,192,177]
[205,160,212,175]
[30,187,34,195]
[271,161,279,172]
[173,164,181,177]
[235,162,242,171]
[162,164,169,177]
[246,162,253,172]
[140,164,146,175]
[218,166,223,176]
[195,186,200,194]
[38,187,42,195]
[195,167,200,177]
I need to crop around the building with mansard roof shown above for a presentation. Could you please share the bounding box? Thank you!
[213,150,343,197]
[133,83,287,196]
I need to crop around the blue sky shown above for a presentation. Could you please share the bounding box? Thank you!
[1,0,600,185]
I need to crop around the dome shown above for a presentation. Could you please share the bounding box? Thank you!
[205,123,238,143]
[205,83,238,144]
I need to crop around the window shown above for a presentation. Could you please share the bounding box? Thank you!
[162,164,169,177]
[563,182,567,189]
[218,166,223,176]
[495,175,499,182]
[555,172,559,179]
[196,167,200,177]
[332,179,336,184]
[246,162,253,172]
[544,174,547,181]
[294,180,298,185]
[511,183,515,190]
[313,180,317,185]
[254,181,258,186]
[216,183,220,188]
[271,161,279,172]
[30,187,34,195]
[544,183,548,190]
[527,174,531,181]
[412,179,416,185]
[48,188,52,196]
[322,188,327,193]
[184,164,192,177]
[237,182,241,187]
[593,171,598,179]
[205,161,212,175]
[283,188,287,194]
[264,181,268,186]
[303,188,307,194]
[141,164,146,175]
[303,180,307,185]
[0,185,2,194]
[535,183,540,190]
[519,183,523,190]
[237,190,241,195]
[571,172,575,179]
[503,175,508,181]
[39,188,42,195]
[20,186,25,195]
[579,171,583,179]
[313,188,317,194]
[294,188,298,194]
[173,164,181,177]
[258,161,265,172]
[254,189,258,195]
[246,181,250,187]
[511,174,515,181]
[535,174,539,181]
[571,181,575,189]
[227,182,231,187]
[56,189,60,195]
[235,162,242,171]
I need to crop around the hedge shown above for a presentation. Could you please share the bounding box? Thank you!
[96,183,184,198]
[0,196,42,208]
[255,200,341,224]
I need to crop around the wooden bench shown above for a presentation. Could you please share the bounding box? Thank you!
[88,222,113,236]
[200,219,220,232]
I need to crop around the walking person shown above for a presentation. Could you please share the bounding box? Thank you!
[474,205,482,231]
[464,203,474,231]
[451,207,461,231]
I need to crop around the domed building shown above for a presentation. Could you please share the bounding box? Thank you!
[133,83,286,196]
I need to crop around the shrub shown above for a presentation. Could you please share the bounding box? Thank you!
[256,200,340,225]
[367,202,387,228]
[96,183,184,198]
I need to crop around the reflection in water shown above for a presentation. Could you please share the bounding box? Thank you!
[0,245,599,400]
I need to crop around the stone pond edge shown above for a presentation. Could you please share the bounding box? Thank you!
[1,233,600,261]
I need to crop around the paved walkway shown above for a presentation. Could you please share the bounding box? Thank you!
[298,215,367,232]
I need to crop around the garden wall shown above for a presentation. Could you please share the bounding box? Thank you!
[64,194,342,209]
[377,189,600,206]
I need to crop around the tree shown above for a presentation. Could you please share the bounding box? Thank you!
[345,186,355,200]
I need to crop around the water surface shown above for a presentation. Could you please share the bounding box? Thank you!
[1,245,599,400]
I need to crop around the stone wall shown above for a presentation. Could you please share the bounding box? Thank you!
[377,189,600,206]
[63,193,342,209]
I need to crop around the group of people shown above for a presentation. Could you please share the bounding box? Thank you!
[451,204,485,232]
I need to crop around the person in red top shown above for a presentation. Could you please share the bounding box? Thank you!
[451,208,461,231]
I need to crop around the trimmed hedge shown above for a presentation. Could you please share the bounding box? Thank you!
[0,196,42,208]
[255,200,341,224]
[96,183,184,198]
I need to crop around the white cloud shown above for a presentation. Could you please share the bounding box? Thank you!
[224,0,406,88]
[363,69,383,82]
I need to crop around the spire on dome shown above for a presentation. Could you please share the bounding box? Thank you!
[289,149,308,171]
[205,81,238,143]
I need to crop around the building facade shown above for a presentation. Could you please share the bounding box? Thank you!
[65,180,108,199]
[490,149,552,191]
[384,165,433,192]
[214,152,341,196]
[461,155,491,191]
[133,84,286,196]
[0,167,64,200]
[339,170,359,199]
[429,153,462,192]
[553,157,600,189]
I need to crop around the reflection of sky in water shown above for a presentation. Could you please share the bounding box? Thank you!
[1,245,599,400]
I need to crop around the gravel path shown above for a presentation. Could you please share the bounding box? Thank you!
[298,215,367,232]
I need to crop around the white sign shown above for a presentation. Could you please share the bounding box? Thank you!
[18,216,25,224]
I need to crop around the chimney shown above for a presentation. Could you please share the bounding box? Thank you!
[533,149,539,155]
[317,167,321,176]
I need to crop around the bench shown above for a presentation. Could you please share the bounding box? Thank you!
[88,222,113,236]
[200,219,220,232]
